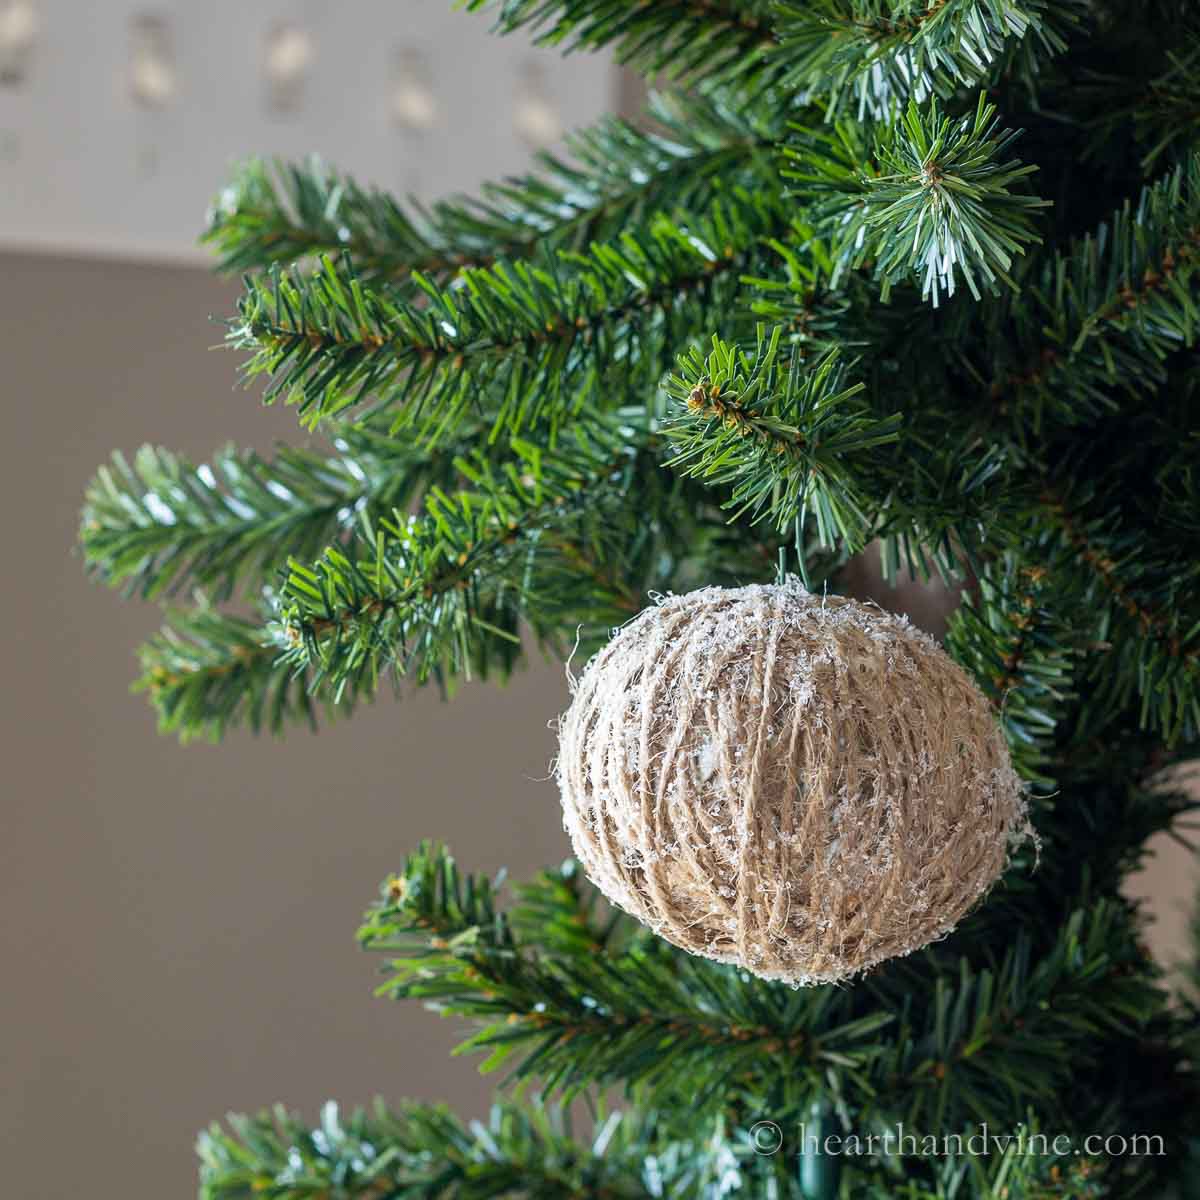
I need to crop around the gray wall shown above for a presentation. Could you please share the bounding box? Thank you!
[2,251,1194,1199]
[1,251,574,1198]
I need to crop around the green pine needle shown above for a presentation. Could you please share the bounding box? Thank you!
[665,324,899,552]
[787,94,1049,305]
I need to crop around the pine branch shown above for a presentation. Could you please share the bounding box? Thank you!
[275,422,653,695]
[873,435,1021,582]
[112,422,822,739]
[508,860,639,959]
[742,239,1032,581]
[848,1123,1113,1198]
[1124,40,1200,172]
[866,901,1172,1136]
[664,321,1022,580]
[360,844,1176,1144]
[1076,12,1200,173]
[743,223,862,348]
[201,1097,1126,1200]
[462,0,1082,113]
[198,1099,679,1200]
[198,1095,812,1200]
[1040,484,1200,742]
[945,550,1077,787]
[134,600,324,742]
[982,151,1200,432]
[786,94,1048,305]
[773,0,1086,118]
[81,439,419,602]
[664,325,899,553]
[231,189,783,439]
[203,90,782,281]
[459,0,778,88]
[359,842,894,1105]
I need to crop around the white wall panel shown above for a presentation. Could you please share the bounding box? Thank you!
[0,1,614,263]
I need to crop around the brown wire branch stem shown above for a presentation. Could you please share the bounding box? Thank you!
[1041,487,1197,666]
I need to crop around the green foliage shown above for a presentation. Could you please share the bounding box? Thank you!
[462,0,1085,113]
[81,439,412,602]
[967,150,1200,434]
[459,0,777,88]
[198,1098,715,1199]
[231,187,783,439]
[945,551,1077,787]
[1042,481,1200,744]
[134,600,323,742]
[196,1100,1127,1199]
[106,424,833,743]
[204,90,782,281]
[1074,7,1200,174]
[665,323,1025,581]
[358,842,898,1106]
[274,420,651,695]
[1027,746,1199,910]
[665,325,897,553]
[350,841,1194,1200]
[773,0,1086,117]
[787,94,1048,304]
[1123,39,1200,171]
[76,2,1200,1194]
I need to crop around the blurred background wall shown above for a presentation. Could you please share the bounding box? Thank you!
[0,5,1194,1199]
[0,1,611,261]
[1,252,584,1200]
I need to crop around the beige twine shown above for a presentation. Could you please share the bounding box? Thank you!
[556,580,1031,985]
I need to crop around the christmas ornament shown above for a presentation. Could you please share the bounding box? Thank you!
[556,580,1030,984]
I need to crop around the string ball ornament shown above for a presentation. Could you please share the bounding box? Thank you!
[555,580,1032,985]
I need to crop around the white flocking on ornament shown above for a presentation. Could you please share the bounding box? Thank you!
[556,580,1032,985]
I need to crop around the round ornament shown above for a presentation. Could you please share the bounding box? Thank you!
[555,580,1030,984]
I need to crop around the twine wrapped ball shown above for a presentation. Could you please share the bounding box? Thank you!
[556,581,1030,985]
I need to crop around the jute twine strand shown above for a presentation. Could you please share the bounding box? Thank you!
[556,581,1031,985]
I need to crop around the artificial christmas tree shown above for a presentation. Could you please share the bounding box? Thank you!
[81,1,1200,1196]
